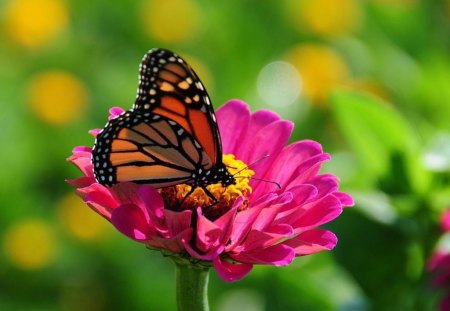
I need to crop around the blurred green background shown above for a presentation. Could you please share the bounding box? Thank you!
[1,0,450,310]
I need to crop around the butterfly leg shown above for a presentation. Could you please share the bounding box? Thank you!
[202,187,219,207]
[177,186,197,209]
[177,186,219,209]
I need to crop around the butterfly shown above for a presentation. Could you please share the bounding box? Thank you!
[91,48,235,202]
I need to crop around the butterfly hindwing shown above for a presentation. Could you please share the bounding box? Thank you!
[92,110,211,187]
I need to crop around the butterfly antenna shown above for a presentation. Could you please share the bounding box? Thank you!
[234,175,281,189]
[232,154,271,176]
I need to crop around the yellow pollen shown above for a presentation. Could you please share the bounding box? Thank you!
[161,154,254,219]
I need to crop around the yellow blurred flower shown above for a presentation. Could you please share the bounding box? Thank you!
[4,218,57,269]
[58,193,111,241]
[445,0,450,21]
[370,0,417,5]
[28,71,88,125]
[285,44,350,104]
[141,0,201,43]
[343,79,391,102]
[3,0,69,48]
[284,0,362,37]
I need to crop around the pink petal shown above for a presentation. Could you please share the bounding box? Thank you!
[80,183,119,219]
[251,192,279,207]
[216,99,251,154]
[231,244,295,266]
[111,204,155,240]
[186,203,239,260]
[238,109,281,155]
[433,270,450,288]
[67,148,94,178]
[441,296,450,311]
[109,107,126,119]
[132,186,168,234]
[136,185,165,218]
[428,251,450,270]
[66,176,96,189]
[148,228,193,254]
[164,209,193,237]
[214,200,240,232]
[284,153,331,189]
[334,191,354,207]
[253,140,324,196]
[303,174,339,204]
[251,192,292,231]
[188,205,239,259]
[271,186,319,223]
[284,229,337,255]
[286,184,318,206]
[249,109,280,127]
[290,195,343,233]
[266,223,294,236]
[227,194,278,250]
[242,224,293,250]
[110,182,142,205]
[89,129,101,136]
[244,120,294,193]
[73,146,92,153]
[194,209,223,253]
[213,256,253,282]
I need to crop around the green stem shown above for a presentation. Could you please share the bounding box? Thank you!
[175,262,210,311]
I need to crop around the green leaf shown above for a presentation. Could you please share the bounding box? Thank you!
[330,90,431,194]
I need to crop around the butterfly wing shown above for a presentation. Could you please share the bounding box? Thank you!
[133,48,221,169]
[92,110,210,187]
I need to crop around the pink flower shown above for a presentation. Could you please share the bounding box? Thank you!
[67,100,353,282]
[441,210,450,232]
[429,209,450,311]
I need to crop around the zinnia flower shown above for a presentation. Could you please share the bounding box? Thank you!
[67,99,353,282]
[428,209,450,311]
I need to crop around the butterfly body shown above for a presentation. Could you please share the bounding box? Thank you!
[92,48,235,200]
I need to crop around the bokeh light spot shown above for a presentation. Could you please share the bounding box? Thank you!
[58,193,111,241]
[141,0,201,43]
[257,61,301,109]
[28,71,89,125]
[3,0,69,48]
[285,0,362,37]
[4,218,57,269]
[285,44,350,104]
[423,132,450,172]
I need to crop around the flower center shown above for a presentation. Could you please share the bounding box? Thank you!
[160,154,254,220]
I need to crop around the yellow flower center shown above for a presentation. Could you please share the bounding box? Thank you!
[161,154,254,220]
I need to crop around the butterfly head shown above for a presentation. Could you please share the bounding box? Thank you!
[162,155,253,219]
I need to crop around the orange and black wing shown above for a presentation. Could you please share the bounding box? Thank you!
[133,48,221,169]
[92,110,211,187]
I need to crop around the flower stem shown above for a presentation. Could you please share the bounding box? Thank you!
[175,262,210,311]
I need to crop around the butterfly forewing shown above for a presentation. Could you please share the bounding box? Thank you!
[133,48,222,164]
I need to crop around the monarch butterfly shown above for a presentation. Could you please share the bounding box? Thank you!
[92,48,235,202]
